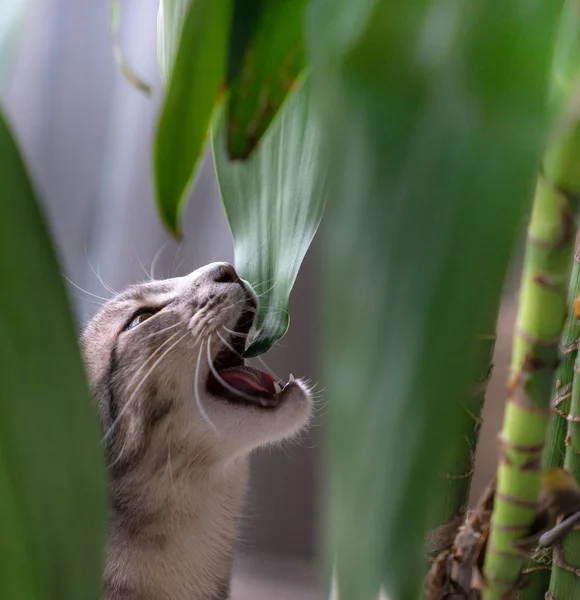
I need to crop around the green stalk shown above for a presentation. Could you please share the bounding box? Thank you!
[482,144,580,600]
[517,242,580,600]
[483,2,580,597]
[426,330,496,557]
[550,248,580,600]
[549,369,580,597]
[545,244,580,472]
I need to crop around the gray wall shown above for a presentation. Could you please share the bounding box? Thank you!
[4,0,320,561]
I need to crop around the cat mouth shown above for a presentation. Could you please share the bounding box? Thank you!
[207,303,283,408]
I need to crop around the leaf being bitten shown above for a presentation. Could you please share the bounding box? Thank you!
[213,76,327,356]
[157,0,189,83]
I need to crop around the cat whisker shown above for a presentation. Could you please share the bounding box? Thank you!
[150,241,170,281]
[250,279,280,299]
[76,297,105,306]
[252,355,279,381]
[218,328,279,381]
[216,330,239,355]
[97,265,118,295]
[219,301,257,316]
[174,257,186,275]
[125,329,184,394]
[221,295,287,317]
[65,276,109,302]
[194,333,218,434]
[250,276,277,289]
[103,330,186,443]
[310,399,328,414]
[170,242,184,276]
[135,254,152,281]
[221,325,249,338]
[141,321,183,341]
[108,437,130,469]
[207,334,257,403]
[85,244,117,295]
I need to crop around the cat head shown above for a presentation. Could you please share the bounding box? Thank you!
[82,262,312,468]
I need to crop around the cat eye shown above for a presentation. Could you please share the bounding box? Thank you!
[124,310,156,331]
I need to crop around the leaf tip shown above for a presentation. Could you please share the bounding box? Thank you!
[242,315,290,358]
[155,194,182,239]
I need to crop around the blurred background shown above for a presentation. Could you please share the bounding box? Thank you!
[1,1,520,598]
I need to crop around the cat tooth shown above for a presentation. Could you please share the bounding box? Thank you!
[260,398,270,407]
[274,381,282,395]
[289,373,295,383]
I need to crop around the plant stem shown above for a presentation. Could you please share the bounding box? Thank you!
[549,244,580,600]
[482,147,580,599]
[517,241,580,600]
[426,331,496,557]
[483,0,580,594]
[545,245,580,471]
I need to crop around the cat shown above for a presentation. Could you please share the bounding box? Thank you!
[82,262,312,600]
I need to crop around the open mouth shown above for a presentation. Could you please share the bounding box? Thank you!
[207,302,282,408]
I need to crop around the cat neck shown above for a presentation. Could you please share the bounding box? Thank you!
[104,449,249,600]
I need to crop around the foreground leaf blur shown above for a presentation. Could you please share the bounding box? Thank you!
[0,0,28,89]
[0,112,106,600]
[307,1,563,598]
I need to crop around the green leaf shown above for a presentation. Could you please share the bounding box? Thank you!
[155,0,231,234]
[550,0,580,111]
[306,1,563,599]
[213,76,327,356]
[226,0,307,159]
[157,0,189,83]
[0,111,106,599]
[0,0,28,89]
[226,0,263,84]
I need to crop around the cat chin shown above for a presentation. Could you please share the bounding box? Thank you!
[195,378,313,455]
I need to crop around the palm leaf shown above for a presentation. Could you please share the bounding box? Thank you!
[155,0,231,234]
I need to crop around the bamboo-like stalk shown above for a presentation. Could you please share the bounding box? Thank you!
[482,150,580,598]
[545,248,580,471]
[483,2,580,596]
[550,246,580,600]
[518,244,580,600]
[426,331,496,557]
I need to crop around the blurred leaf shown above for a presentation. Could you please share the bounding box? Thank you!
[111,0,152,95]
[155,0,231,234]
[306,1,563,599]
[157,0,189,83]
[226,0,263,84]
[226,0,307,159]
[0,0,28,90]
[550,0,580,110]
[0,112,106,599]
[213,76,327,356]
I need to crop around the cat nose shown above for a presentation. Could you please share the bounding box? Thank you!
[212,263,240,284]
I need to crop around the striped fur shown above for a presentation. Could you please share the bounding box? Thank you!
[81,263,312,600]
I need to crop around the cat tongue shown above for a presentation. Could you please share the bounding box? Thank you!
[218,366,277,397]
